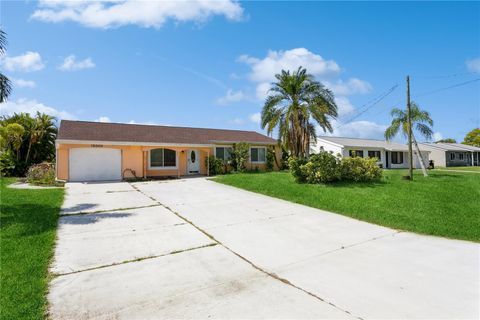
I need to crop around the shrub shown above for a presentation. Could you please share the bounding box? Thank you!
[206,155,223,175]
[266,147,275,171]
[339,156,382,182]
[26,162,56,185]
[289,152,382,184]
[231,142,250,172]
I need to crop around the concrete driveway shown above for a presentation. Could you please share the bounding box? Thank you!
[49,178,479,319]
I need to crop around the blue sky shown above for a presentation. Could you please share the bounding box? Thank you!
[1,0,479,142]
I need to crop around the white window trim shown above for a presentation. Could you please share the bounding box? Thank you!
[215,146,233,161]
[250,146,267,164]
[148,148,178,170]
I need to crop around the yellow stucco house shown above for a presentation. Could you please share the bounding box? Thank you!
[56,120,281,182]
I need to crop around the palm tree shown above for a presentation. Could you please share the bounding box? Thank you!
[261,67,338,158]
[0,28,11,103]
[384,101,433,141]
[25,112,57,165]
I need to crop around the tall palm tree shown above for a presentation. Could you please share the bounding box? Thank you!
[261,67,338,158]
[384,101,434,141]
[25,112,57,165]
[0,29,11,103]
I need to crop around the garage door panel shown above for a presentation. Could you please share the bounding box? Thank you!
[69,148,121,181]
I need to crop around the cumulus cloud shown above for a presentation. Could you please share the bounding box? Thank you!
[249,112,261,124]
[327,120,387,140]
[31,0,244,29]
[230,118,245,125]
[59,55,95,71]
[1,51,45,72]
[326,78,372,96]
[466,57,480,73]
[95,116,111,122]
[0,98,75,119]
[335,96,355,117]
[433,132,443,142]
[12,78,36,88]
[216,89,245,105]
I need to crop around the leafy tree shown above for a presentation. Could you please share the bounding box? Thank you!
[0,112,57,176]
[436,138,456,143]
[230,142,250,172]
[0,28,11,103]
[385,101,434,141]
[261,67,337,158]
[462,128,480,147]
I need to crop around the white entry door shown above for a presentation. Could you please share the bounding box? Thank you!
[69,148,122,181]
[187,149,200,174]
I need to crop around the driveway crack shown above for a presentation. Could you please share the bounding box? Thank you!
[130,183,364,320]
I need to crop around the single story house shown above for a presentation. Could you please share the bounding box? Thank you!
[418,142,480,167]
[311,136,430,169]
[56,120,280,182]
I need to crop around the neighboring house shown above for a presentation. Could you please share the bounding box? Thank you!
[56,120,280,182]
[418,143,480,167]
[311,136,430,169]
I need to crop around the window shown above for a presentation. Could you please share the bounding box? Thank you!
[459,153,464,160]
[368,150,381,160]
[450,153,455,160]
[349,150,364,157]
[250,147,266,163]
[391,152,404,164]
[149,148,176,168]
[215,147,232,161]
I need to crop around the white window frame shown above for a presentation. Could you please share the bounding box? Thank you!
[148,148,178,170]
[215,146,233,161]
[250,146,267,163]
[391,151,404,164]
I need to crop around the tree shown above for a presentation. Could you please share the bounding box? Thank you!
[0,28,11,103]
[261,67,337,158]
[0,112,58,176]
[436,138,456,143]
[462,128,480,147]
[385,101,434,141]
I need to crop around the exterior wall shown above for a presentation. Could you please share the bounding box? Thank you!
[311,140,343,157]
[445,151,474,167]
[57,142,281,181]
[427,149,447,167]
[343,147,386,168]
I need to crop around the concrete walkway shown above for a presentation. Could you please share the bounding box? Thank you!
[49,178,479,319]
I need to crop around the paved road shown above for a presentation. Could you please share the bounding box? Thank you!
[49,178,479,319]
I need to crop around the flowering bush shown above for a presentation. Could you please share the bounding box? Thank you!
[26,162,56,185]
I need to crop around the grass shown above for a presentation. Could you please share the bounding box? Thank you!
[0,178,64,320]
[436,166,480,172]
[213,170,480,242]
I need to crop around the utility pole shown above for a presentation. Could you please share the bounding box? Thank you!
[407,75,413,180]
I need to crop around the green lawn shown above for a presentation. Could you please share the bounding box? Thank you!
[0,178,64,320]
[213,170,480,242]
[436,166,480,172]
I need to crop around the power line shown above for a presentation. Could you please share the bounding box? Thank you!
[412,72,479,79]
[334,84,398,130]
[414,78,480,98]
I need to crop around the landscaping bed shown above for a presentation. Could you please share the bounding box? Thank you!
[213,170,479,242]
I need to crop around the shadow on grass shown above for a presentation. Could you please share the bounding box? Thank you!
[0,203,60,238]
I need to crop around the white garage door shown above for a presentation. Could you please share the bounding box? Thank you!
[69,148,122,181]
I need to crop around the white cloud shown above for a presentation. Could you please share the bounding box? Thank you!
[1,51,45,72]
[249,112,261,124]
[31,0,244,29]
[128,120,163,125]
[329,120,388,140]
[95,116,111,122]
[0,98,75,119]
[12,78,36,88]
[335,96,355,116]
[59,55,95,71]
[216,89,245,105]
[466,57,480,73]
[326,78,372,96]
[433,132,443,142]
[230,118,245,125]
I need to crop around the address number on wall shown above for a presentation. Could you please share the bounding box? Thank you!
[91,144,104,148]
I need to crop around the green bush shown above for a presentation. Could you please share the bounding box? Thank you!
[339,156,382,182]
[206,155,224,175]
[26,162,56,185]
[266,147,275,171]
[231,142,250,172]
[289,152,382,184]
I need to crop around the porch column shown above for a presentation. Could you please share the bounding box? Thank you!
[207,149,210,176]
[472,152,474,166]
[143,151,147,178]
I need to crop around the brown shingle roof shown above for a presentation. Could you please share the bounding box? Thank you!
[57,120,277,145]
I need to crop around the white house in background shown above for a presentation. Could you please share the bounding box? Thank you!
[418,143,480,167]
[311,136,430,169]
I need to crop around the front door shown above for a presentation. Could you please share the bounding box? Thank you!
[187,149,200,174]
